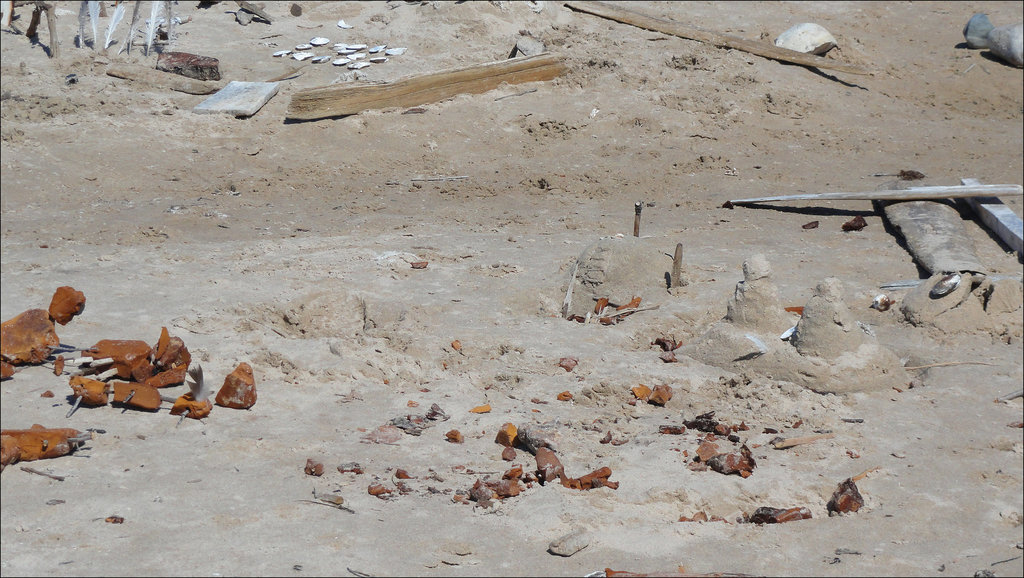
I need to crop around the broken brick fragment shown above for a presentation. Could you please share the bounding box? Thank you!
[495,422,518,447]
[215,362,257,409]
[648,384,673,406]
[305,459,325,476]
[1,309,60,365]
[47,286,86,325]
[749,506,811,524]
[69,376,110,407]
[706,444,756,477]
[156,51,221,81]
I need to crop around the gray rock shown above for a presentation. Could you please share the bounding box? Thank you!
[963,13,994,49]
[548,528,589,557]
[987,22,1024,68]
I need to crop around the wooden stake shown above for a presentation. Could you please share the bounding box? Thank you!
[287,52,566,120]
[671,242,686,288]
[633,201,642,237]
[565,1,869,76]
[727,184,1023,206]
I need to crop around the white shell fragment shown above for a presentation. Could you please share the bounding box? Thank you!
[774,23,837,55]
[929,273,961,298]
[779,325,796,341]
[348,52,366,60]
[987,23,1024,68]
[332,57,352,66]
[309,37,330,46]
[368,45,387,53]
[369,56,388,64]
[272,50,291,57]
[348,61,371,70]
[385,47,407,56]
[295,43,313,50]
[292,52,315,61]
[337,19,353,29]
[870,294,894,312]
[311,55,332,64]
[346,43,367,51]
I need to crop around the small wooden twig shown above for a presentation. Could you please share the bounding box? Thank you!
[771,432,835,449]
[20,466,65,481]
[410,175,468,182]
[903,361,998,371]
[494,87,537,101]
[264,65,306,83]
[562,260,579,319]
[996,389,1023,402]
[851,466,881,482]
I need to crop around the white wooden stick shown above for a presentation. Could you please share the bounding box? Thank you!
[728,184,1023,206]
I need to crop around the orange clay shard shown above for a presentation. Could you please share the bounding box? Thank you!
[0,425,91,469]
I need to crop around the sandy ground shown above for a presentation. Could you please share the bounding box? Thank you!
[2,1,1023,576]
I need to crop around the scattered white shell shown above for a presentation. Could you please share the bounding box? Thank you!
[295,43,313,50]
[311,55,332,64]
[368,45,387,53]
[346,43,367,51]
[337,19,353,29]
[987,23,1024,68]
[332,57,352,66]
[369,56,388,64]
[348,61,370,70]
[309,37,330,46]
[779,325,796,341]
[272,50,291,57]
[385,47,407,56]
[292,52,315,61]
[336,48,356,55]
[348,52,366,60]
[930,273,961,298]
[870,294,893,312]
[774,23,837,55]
[744,333,768,356]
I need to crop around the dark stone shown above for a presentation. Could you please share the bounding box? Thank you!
[156,51,221,81]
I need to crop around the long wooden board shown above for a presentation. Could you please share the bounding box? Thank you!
[960,178,1024,255]
[286,53,566,121]
[728,184,1024,206]
[564,1,869,76]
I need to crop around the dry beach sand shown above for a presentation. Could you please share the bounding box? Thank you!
[1,1,1023,576]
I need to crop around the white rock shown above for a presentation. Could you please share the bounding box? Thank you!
[775,23,837,55]
[987,23,1024,68]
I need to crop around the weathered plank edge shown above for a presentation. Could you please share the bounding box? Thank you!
[960,178,1024,255]
[286,52,566,120]
[564,0,870,76]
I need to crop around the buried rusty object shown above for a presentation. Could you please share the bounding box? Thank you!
[749,506,812,524]
[827,477,865,515]
[1,309,60,365]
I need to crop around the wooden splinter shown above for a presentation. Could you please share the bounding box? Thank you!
[633,201,642,237]
[670,242,688,289]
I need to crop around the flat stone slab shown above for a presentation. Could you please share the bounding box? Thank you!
[193,81,279,117]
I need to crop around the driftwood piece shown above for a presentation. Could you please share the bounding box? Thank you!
[960,179,1024,255]
[106,63,226,95]
[286,52,566,120]
[564,1,869,76]
[727,184,1024,206]
[883,200,987,275]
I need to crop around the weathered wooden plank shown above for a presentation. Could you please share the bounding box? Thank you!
[193,81,279,117]
[564,1,869,76]
[960,178,1024,255]
[728,184,1024,206]
[286,52,566,120]
[106,63,225,94]
[883,200,986,275]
